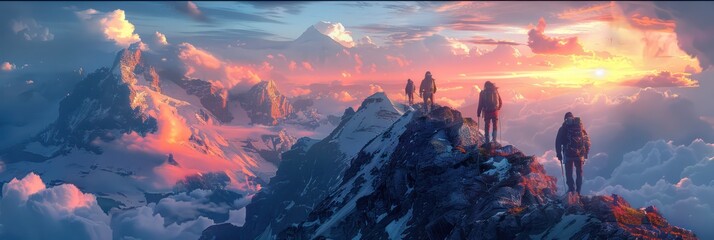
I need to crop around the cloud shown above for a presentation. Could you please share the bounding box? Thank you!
[369,84,383,94]
[629,14,676,32]
[110,205,214,240]
[76,9,141,47]
[356,36,377,48]
[239,1,310,15]
[355,24,441,45]
[290,87,311,96]
[301,61,313,71]
[444,14,499,31]
[654,2,714,70]
[1,62,16,71]
[169,1,206,21]
[313,21,355,48]
[332,91,356,102]
[584,139,714,239]
[438,97,466,108]
[556,2,615,22]
[622,71,698,88]
[178,42,221,70]
[469,37,522,46]
[0,173,112,240]
[527,18,587,55]
[154,31,169,46]
[11,18,54,41]
[496,88,714,180]
[385,55,409,67]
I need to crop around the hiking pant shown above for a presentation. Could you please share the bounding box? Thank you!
[484,114,498,143]
[564,155,584,194]
[423,93,434,111]
[407,92,414,105]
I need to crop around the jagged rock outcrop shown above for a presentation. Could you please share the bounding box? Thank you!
[277,106,697,240]
[238,80,294,126]
[173,77,233,123]
[200,92,406,240]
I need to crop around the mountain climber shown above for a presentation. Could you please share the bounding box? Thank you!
[419,71,437,112]
[555,112,591,195]
[477,81,502,144]
[405,78,416,105]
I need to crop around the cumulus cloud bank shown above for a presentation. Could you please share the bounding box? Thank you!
[584,139,714,239]
[0,173,112,240]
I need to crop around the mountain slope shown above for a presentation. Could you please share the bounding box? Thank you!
[238,80,294,126]
[277,106,696,239]
[201,92,407,240]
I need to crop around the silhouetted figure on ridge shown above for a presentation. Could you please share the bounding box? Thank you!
[419,71,437,112]
[477,81,502,144]
[555,112,591,195]
[405,78,415,105]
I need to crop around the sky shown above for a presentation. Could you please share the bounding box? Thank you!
[2,1,714,239]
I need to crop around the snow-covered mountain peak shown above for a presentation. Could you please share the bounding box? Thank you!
[329,92,405,157]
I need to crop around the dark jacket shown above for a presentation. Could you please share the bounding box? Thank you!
[419,77,436,95]
[405,80,415,94]
[555,121,591,158]
[477,84,502,117]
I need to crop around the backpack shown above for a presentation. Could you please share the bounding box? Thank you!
[481,89,499,111]
[564,117,587,156]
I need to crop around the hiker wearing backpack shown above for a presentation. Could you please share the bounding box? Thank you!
[477,81,502,143]
[405,78,416,105]
[555,112,591,195]
[419,71,437,112]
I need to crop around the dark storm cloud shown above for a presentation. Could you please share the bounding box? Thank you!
[654,2,714,70]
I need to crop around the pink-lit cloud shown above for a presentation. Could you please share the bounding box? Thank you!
[290,88,311,97]
[301,61,314,71]
[1,62,16,71]
[527,18,586,55]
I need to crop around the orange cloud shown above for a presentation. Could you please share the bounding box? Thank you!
[557,2,615,21]
[630,14,676,32]
[288,61,297,71]
[332,91,356,102]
